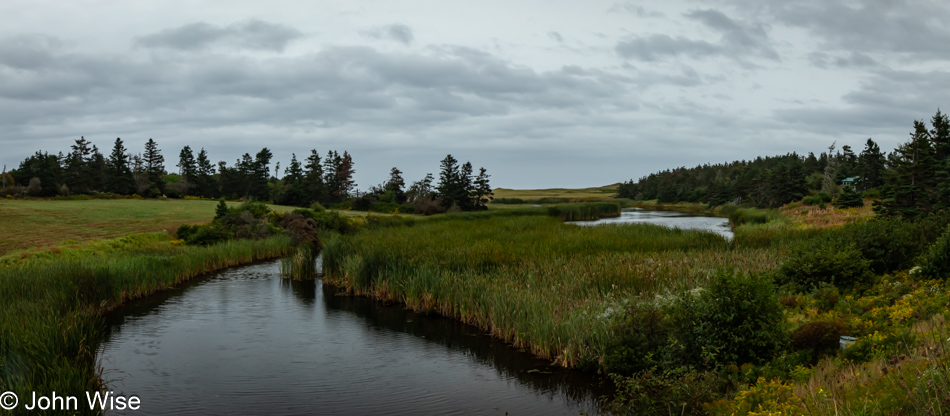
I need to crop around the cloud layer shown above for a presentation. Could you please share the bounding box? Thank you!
[1,1,948,188]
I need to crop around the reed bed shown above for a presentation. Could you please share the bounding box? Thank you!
[0,233,293,415]
[322,215,784,369]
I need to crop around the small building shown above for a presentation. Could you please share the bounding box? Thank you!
[840,176,861,187]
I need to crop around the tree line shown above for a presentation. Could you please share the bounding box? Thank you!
[3,137,493,213]
[618,109,950,218]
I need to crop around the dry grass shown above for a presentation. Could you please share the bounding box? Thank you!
[492,184,620,202]
[781,200,876,229]
[0,199,299,254]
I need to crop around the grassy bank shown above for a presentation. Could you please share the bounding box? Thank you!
[0,199,303,254]
[0,232,294,415]
[322,215,783,369]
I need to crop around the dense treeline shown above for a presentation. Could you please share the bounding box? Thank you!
[619,110,950,217]
[3,138,493,213]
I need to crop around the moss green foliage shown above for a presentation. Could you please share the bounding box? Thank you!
[668,271,788,368]
[778,238,873,289]
[0,233,293,415]
[833,186,864,208]
[918,224,950,279]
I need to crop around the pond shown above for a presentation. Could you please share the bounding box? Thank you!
[98,260,612,415]
[571,207,733,239]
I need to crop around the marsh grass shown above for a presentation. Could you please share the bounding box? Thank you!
[281,244,318,280]
[0,233,293,415]
[322,215,783,369]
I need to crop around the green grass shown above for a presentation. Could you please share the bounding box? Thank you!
[0,199,307,255]
[0,232,294,415]
[322,215,784,369]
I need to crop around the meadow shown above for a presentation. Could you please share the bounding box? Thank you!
[322,215,786,368]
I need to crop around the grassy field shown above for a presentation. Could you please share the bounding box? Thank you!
[0,199,376,254]
[491,184,620,203]
[322,215,784,368]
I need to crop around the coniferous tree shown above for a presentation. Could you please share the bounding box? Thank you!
[195,148,216,197]
[931,110,950,209]
[278,153,308,206]
[857,138,885,191]
[384,167,407,204]
[336,151,356,200]
[66,136,94,194]
[15,151,62,196]
[323,150,341,203]
[143,138,166,196]
[406,173,434,204]
[875,121,938,218]
[473,167,493,209]
[106,138,135,194]
[177,146,198,195]
[303,150,325,205]
[250,148,272,200]
[436,154,462,209]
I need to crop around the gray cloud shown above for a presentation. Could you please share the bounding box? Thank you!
[362,24,414,45]
[615,8,777,62]
[808,51,878,69]
[135,19,302,51]
[607,2,664,18]
[548,31,564,43]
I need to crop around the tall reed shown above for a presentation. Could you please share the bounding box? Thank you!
[321,216,782,370]
[0,233,293,415]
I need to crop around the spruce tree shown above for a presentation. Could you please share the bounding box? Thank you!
[857,138,885,191]
[303,150,325,204]
[195,148,216,198]
[106,138,135,194]
[143,138,166,196]
[436,154,461,209]
[875,121,938,218]
[177,146,197,195]
[473,167,493,209]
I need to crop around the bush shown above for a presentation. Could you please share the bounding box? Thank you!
[668,270,788,368]
[309,201,326,212]
[778,238,873,289]
[919,224,950,279]
[791,320,848,360]
[604,303,669,375]
[834,186,864,208]
[606,369,725,416]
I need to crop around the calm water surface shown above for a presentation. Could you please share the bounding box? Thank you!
[98,260,612,415]
[571,207,733,239]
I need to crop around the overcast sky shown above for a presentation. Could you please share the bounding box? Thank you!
[2,0,949,189]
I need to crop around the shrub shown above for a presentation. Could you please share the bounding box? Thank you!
[834,186,864,208]
[811,284,840,311]
[309,201,326,212]
[778,238,873,289]
[606,369,725,416]
[919,224,950,280]
[603,303,669,375]
[791,320,848,360]
[668,270,788,368]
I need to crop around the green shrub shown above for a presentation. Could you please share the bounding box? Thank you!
[834,186,864,208]
[604,303,669,375]
[778,238,873,289]
[309,201,326,212]
[791,320,848,360]
[668,270,788,367]
[491,198,525,204]
[919,224,950,279]
[811,284,840,311]
[606,368,725,416]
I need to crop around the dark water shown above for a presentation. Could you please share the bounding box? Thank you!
[98,260,612,415]
[571,207,733,239]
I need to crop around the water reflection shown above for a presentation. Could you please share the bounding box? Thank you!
[99,261,610,416]
[571,207,733,239]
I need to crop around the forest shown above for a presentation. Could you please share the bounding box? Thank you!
[1,138,493,214]
[618,110,950,218]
